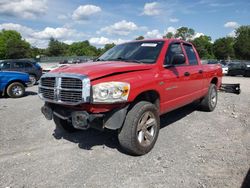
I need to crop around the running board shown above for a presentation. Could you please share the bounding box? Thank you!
[220,83,241,95]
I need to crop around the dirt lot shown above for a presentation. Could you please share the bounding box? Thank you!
[0,76,249,188]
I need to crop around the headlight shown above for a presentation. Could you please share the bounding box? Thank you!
[92,82,130,103]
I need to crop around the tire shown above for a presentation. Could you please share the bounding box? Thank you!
[118,101,160,156]
[200,84,218,112]
[28,74,37,86]
[53,115,78,133]
[6,82,25,98]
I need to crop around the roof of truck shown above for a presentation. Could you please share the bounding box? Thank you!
[128,38,193,45]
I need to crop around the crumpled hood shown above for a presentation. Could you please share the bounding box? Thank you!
[50,61,153,80]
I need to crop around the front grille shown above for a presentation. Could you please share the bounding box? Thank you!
[39,87,54,100]
[41,77,55,88]
[38,73,90,105]
[60,90,82,103]
[61,77,82,89]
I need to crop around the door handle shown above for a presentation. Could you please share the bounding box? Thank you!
[199,70,203,74]
[184,72,190,76]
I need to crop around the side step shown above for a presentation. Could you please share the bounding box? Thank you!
[220,83,241,95]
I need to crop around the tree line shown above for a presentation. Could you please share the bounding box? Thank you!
[0,30,115,60]
[0,25,249,60]
[138,25,250,60]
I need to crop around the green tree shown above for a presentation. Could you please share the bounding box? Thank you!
[98,43,115,56]
[192,35,214,59]
[175,27,195,40]
[234,25,250,60]
[47,37,68,56]
[213,37,235,60]
[67,40,98,56]
[0,30,31,59]
[163,32,174,39]
[135,36,144,40]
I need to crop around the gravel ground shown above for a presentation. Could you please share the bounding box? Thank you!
[0,76,249,188]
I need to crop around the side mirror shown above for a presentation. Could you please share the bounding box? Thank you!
[172,54,186,65]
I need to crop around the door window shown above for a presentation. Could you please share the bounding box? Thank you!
[164,43,184,65]
[0,61,11,69]
[13,62,25,68]
[184,45,198,65]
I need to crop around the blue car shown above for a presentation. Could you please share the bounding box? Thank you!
[0,71,30,98]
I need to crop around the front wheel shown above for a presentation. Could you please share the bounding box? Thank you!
[118,101,160,156]
[6,82,25,98]
[200,84,218,112]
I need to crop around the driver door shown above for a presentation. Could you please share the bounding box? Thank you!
[160,43,193,113]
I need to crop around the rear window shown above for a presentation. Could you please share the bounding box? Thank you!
[25,62,33,68]
[184,45,198,65]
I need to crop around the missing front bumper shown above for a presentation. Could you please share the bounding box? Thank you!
[220,83,241,95]
[41,103,128,131]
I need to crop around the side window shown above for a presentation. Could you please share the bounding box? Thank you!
[165,43,184,65]
[25,62,33,68]
[13,62,25,68]
[0,61,11,69]
[184,45,198,65]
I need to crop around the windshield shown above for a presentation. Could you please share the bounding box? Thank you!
[97,41,164,64]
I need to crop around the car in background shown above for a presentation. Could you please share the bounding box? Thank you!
[0,59,42,86]
[0,71,30,98]
[207,60,219,64]
[227,62,250,77]
[43,59,90,73]
[222,64,229,75]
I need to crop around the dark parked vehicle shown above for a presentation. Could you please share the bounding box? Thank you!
[227,62,250,77]
[0,59,42,85]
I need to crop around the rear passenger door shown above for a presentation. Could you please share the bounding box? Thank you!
[12,61,26,73]
[24,62,34,74]
[183,44,204,98]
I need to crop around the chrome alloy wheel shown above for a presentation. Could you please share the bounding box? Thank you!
[12,85,23,96]
[210,87,217,108]
[137,111,157,147]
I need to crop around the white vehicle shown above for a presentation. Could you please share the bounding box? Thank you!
[222,65,228,75]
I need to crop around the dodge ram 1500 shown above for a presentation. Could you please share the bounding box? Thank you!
[38,39,222,155]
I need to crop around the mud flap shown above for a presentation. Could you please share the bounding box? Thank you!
[220,83,241,95]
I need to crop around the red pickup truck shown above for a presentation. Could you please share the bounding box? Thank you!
[38,39,222,155]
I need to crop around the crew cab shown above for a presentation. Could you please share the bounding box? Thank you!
[38,39,222,155]
[0,71,30,98]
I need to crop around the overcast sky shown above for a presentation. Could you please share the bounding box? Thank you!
[0,0,249,48]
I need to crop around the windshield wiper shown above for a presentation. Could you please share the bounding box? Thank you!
[107,57,144,64]
[123,59,144,64]
[94,58,105,62]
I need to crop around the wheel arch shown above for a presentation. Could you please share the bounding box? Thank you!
[3,80,26,94]
[210,77,218,86]
[129,90,160,111]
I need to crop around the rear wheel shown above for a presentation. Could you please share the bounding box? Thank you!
[200,84,218,112]
[53,115,78,133]
[6,82,25,98]
[118,101,160,156]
